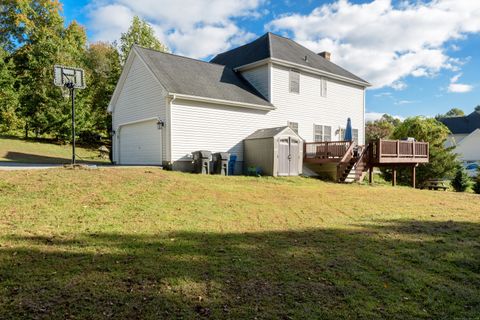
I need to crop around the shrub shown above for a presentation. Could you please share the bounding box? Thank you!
[473,168,480,195]
[451,166,470,192]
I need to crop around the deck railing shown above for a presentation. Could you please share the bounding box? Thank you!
[370,139,429,163]
[304,141,353,161]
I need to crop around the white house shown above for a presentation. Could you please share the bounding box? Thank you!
[439,110,480,164]
[108,33,371,174]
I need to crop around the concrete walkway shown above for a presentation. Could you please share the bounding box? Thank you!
[0,163,67,170]
[0,163,162,171]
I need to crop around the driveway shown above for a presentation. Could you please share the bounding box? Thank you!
[0,163,66,170]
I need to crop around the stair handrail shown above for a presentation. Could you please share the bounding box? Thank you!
[336,141,355,182]
[354,144,370,181]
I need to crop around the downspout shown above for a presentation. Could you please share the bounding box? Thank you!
[166,93,176,168]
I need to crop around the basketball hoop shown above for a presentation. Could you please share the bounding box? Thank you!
[61,86,70,99]
[53,65,86,165]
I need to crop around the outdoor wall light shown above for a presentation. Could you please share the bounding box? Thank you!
[157,119,165,129]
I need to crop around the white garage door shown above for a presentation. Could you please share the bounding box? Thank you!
[119,120,162,165]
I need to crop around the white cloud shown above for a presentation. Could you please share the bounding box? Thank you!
[395,100,418,105]
[391,81,407,91]
[87,0,265,59]
[267,0,480,89]
[448,84,472,93]
[448,72,473,93]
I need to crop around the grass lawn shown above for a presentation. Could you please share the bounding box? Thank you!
[0,168,479,319]
[0,135,109,164]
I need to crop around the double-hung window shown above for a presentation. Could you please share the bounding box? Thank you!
[288,121,299,134]
[320,78,327,97]
[353,129,359,144]
[289,70,300,94]
[314,124,332,142]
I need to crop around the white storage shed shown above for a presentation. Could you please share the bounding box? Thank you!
[244,126,303,176]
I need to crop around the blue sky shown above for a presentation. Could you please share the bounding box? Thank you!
[60,0,480,120]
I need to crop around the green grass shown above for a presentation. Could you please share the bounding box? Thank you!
[0,168,479,319]
[0,135,109,164]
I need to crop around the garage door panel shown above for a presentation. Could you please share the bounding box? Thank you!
[119,120,162,165]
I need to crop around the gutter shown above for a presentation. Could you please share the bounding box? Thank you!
[168,93,275,111]
[235,57,371,88]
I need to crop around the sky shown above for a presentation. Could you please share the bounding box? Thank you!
[61,0,480,121]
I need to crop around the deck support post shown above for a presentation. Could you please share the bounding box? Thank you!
[368,166,373,184]
[412,165,416,189]
[392,166,397,187]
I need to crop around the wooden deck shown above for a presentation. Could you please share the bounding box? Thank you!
[304,141,354,164]
[369,139,429,165]
[304,139,429,165]
[303,139,430,187]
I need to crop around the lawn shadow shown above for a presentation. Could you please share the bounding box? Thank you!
[0,152,71,164]
[0,152,106,165]
[1,220,479,319]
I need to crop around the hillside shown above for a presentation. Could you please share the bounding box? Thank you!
[0,168,479,319]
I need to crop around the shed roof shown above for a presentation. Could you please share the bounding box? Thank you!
[438,111,480,134]
[245,126,299,140]
[134,46,272,107]
[211,32,369,85]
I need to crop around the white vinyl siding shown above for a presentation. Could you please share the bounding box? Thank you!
[289,70,300,93]
[111,53,168,163]
[241,65,270,101]
[451,129,480,162]
[270,64,365,145]
[170,99,268,162]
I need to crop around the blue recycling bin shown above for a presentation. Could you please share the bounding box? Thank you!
[228,154,237,175]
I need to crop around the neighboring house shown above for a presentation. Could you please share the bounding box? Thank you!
[439,110,480,164]
[108,32,371,174]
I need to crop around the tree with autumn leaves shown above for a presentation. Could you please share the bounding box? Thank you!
[0,1,166,142]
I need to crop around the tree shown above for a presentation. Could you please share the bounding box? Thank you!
[82,42,121,139]
[475,105,480,113]
[119,16,168,64]
[365,114,401,143]
[381,114,402,127]
[451,166,470,192]
[0,48,22,132]
[473,168,480,195]
[387,117,458,184]
[435,108,465,119]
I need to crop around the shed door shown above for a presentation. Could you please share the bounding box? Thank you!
[119,120,162,165]
[289,138,300,175]
[278,137,300,176]
[278,138,290,176]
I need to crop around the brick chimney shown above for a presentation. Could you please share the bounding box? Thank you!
[318,51,331,61]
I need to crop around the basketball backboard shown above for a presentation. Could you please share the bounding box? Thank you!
[54,65,86,89]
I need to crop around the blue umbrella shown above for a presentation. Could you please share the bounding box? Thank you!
[344,118,353,141]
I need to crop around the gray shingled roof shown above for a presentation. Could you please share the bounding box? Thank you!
[211,33,369,85]
[245,126,293,140]
[439,111,480,134]
[134,46,272,107]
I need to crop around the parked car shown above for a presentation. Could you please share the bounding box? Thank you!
[464,162,479,178]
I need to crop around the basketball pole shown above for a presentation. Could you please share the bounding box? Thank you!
[66,82,76,165]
